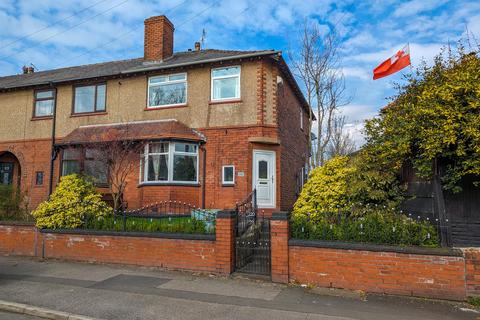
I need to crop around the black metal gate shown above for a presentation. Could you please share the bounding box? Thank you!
[235,190,271,276]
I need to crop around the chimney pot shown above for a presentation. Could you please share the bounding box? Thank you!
[22,66,34,74]
[144,15,174,61]
[194,42,201,51]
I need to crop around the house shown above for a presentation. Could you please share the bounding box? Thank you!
[0,15,311,215]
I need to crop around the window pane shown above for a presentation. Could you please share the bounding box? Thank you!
[169,74,186,81]
[173,155,197,182]
[85,160,108,184]
[149,76,168,84]
[96,84,106,111]
[35,100,53,116]
[36,90,53,99]
[147,155,168,181]
[258,160,268,179]
[149,143,169,154]
[62,160,80,176]
[213,77,239,100]
[174,143,197,153]
[74,86,95,113]
[223,166,234,183]
[148,82,186,106]
[212,67,240,77]
[63,148,82,160]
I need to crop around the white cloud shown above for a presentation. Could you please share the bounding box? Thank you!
[393,0,448,18]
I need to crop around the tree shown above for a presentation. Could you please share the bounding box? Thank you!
[363,46,480,193]
[289,20,348,167]
[327,115,356,158]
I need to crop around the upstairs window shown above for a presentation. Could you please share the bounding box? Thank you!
[211,66,240,101]
[148,73,187,108]
[34,89,55,117]
[300,108,304,130]
[141,141,198,184]
[73,83,106,114]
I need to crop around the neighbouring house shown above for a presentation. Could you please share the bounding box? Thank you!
[0,15,312,215]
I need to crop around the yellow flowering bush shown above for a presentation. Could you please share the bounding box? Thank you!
[293,156,356,219]
[32,174,111,229]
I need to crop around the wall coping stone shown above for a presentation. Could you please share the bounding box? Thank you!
[216,210,237,218]
[271,211,290,220]
[40,228,215,241]
[289,239,463,257]
[0,221,35,226]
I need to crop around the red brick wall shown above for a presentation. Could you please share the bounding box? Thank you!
[0,223,37,256]
[464,248,480,296]
[144,15,174,61]
[0,139,55,210]
[42,232,216,272]
[276,74,309,211]
[289,245,467,301]
[271,217,289,283]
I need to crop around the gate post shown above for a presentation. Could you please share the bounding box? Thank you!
[271,211,289,283]
[216,210,237,275]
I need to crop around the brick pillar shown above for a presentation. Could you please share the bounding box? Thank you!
[271,211,289,283]
[464,248,480,296]
[216,210,236,275]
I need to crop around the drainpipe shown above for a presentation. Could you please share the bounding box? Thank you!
[201,144,206,209]
[48,83,57,196]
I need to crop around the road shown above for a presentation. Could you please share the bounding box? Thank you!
[0,256,477,320]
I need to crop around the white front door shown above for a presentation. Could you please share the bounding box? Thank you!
[252,150,276,208]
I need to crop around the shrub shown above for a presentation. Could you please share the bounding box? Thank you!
[0,185,30,221]
[293,156,356,219]
[32,174,111,229]
[290,209,439,247]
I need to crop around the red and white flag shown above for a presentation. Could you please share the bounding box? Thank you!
[373,44,411,80]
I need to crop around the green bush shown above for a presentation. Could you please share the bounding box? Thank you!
[32,174,111,229]
[0,185,30,221]
[85,215,211,234]
[290,210,439,247]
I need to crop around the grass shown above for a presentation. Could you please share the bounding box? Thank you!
[467,296,480,308]
[85,215,215,234]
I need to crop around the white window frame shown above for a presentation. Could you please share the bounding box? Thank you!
[222,165,235,185]
[141,141,199,185]
[147,73,187,108]
[211,66,241,101]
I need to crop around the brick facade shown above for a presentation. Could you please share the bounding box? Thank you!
[464,248,480,296]
[276,77,309,211]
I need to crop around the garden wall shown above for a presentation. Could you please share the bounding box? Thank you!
[0,212,236,275]
[288,240,466,300]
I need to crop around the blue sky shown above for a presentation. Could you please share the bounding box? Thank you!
[1,0,479,144]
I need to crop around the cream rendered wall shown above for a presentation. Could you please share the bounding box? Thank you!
[0,59,278,141]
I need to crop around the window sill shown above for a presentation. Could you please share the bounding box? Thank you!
[138,182,200,188]
[70,111,107,118]
[221,184,235,187]
[145,104,188,111]
[209,99,242,105]
[31,116,53,121]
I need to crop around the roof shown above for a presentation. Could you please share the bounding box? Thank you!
[57,119,205,146]
[0,49,276,90]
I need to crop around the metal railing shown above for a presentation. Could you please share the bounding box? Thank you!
[235,189,257,237]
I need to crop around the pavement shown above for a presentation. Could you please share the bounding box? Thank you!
[0,311,42,319]
[0,256,478,320]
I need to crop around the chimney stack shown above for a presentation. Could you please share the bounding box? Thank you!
[22,66,35,74]
[194,42,201,51]
[144,15,174,61]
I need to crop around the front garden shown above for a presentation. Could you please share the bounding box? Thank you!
[30,174,214,235]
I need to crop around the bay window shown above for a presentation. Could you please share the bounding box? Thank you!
[211,66,240,101]
[141,141,198,184]
[148,73,187,108]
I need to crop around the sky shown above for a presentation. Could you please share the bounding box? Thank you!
[0,0,479,145]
